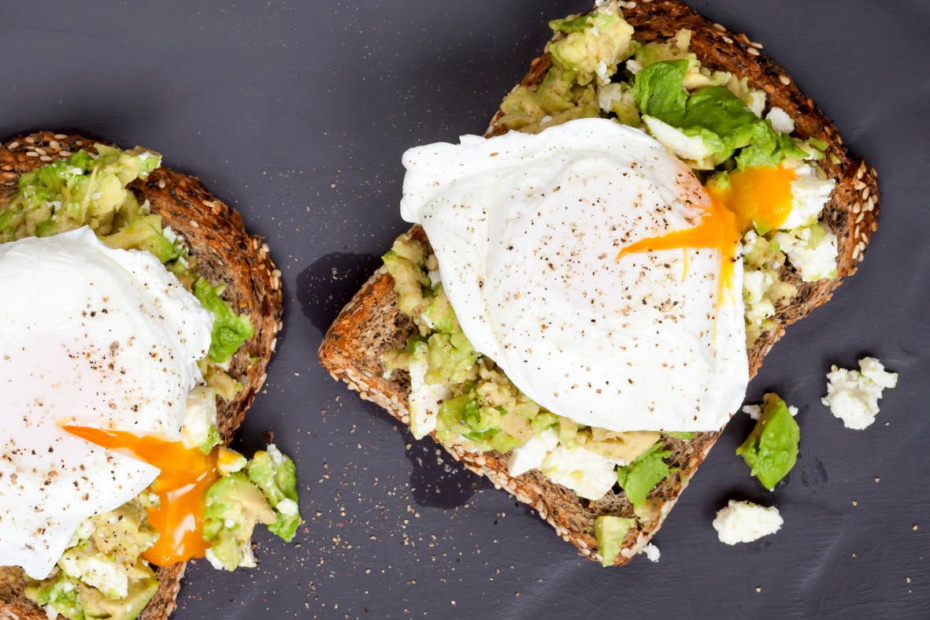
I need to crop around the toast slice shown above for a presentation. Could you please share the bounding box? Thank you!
[0,131,284,620]
[319,0,880,565]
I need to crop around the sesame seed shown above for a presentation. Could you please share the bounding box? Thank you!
[24,136,35,144]
[855,212,864,224]
[852,245,861,260]
[722,35,734,44]
[713,22,727,32]
[7,141,19,149]
[39,155,52,162]
[853,203,861,214]
[750,40,764,49]
[778,75,790,85]
[25,151,38,158]
[54,133,67,140]
[748,47,760,56]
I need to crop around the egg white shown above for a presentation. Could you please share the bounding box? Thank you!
[400,118,749,433]
[0,228,213,579]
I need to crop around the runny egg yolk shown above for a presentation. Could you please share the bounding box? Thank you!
[617,164,797,306]
[62,425,220,566]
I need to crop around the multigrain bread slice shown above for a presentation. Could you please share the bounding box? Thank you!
[0,131,284,620]
[319,0,880,565]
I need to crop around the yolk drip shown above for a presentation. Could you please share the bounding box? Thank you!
[617,165,797,306]
[62,425,220,566]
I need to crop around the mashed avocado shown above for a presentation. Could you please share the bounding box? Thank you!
[24,501,159,620]
[547,3,634,86]
[203,472,276,571]
[497,2,632,133]
[202,444,302,571]
[0,146,160,243]
[246,445,303,542]
[193,278,255,365]
[736,393,800,490]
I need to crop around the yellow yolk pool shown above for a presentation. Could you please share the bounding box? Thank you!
[62,425,220,566]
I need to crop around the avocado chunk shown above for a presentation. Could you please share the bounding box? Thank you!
[101,214,181,263]
[616,441,672,509]
[202,472,276,571]
[193,278,255,365]
[246,445,303,542]
[594,515,634,567]
[736,393,800,490]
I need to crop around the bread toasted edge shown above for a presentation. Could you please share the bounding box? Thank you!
[0,131,285,620]
[321,0,880,565]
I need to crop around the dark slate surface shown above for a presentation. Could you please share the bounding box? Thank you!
[1,0,928,618]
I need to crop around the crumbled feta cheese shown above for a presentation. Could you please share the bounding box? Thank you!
[205,548,225,571]
[626,58,643,74]
[781,163,836,230]
[598,83,624,113]
[713,500,783,545]
[276,498,300,517]
[822,357,898,430]
[66,519,96,547]
[774,225,838,282]
[595,60,610,85]
[180,386,218,451]
[59,551,129,599]
[407,352,451,440]
[162,226,179,244]
[765,106,795,134]
[745,91,767,118]
[643,542,661,562]
[643,115,715,162]
[508,429,559,477]
[743,402,798,420]
[267,443,285,465]
[541,445,618,500]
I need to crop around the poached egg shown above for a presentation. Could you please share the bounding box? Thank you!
[0,227,213,578]
[400,118,750,433]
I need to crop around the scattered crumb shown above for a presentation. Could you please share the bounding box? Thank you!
[755,586,762,593]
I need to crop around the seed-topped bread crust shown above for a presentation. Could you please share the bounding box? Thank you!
[319,0,880,565]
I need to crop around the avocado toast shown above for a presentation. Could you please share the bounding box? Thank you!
[319,0,880,566]
[0,131,292,620]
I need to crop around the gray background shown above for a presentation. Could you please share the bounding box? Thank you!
[2,0,928,618]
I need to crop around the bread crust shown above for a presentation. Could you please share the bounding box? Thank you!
[319,0,880,565]
[0,131,284,620]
